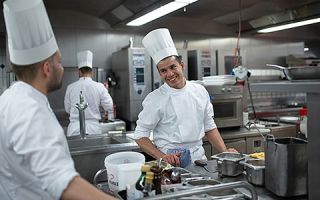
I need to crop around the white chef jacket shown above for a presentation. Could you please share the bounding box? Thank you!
[0,81,78,200]
[134,81,217,162]
[64,77,114,136]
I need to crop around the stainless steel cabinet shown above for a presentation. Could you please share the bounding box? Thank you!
[246,136,264,154]
[203,141,212,158]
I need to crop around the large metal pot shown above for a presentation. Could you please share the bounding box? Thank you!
[267,64,320,80]
[264,136,307,197]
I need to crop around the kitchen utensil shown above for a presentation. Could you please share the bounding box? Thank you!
[266,64,320,80]
[211,152,246,177]
[264,137,307,197]
[194,160,217,173]
[242,159,265,186]
[93,151,145,192]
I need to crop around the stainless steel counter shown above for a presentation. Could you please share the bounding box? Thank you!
[185,160,308,200]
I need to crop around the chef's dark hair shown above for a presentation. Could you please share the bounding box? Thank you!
[159,55,182,64]
[175,55,183,64]
[79,67,92,73]
[11,54,55,82]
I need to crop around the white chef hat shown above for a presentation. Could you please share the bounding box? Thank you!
[77,50,93,69]
[3,0,58,65]
[142,28,178,65]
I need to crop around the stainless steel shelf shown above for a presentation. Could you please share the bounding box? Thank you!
[250,81,320,93]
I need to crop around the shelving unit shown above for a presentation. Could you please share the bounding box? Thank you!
[251,81,320,199]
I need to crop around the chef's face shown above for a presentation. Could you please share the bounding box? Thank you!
[47,51,64,92]
[157,56,186,89]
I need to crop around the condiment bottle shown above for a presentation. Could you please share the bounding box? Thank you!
[150,166,162,195]
[134,165,151,197]
[143,172,155,197]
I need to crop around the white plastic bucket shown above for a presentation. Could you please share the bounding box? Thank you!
[104,151,145,191]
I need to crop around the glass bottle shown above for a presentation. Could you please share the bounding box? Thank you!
[150,166,162,195]
[135,165,151,191]
[143,172,154,197]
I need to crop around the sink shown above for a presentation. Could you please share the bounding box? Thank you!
[160,179,248,200]
[67,134,135,150]
[187,179,242,197]
[66,133,139,184]
[68,136,120,149]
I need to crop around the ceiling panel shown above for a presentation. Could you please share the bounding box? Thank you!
[1,0,320,39]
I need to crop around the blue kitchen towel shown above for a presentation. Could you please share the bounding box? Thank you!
[167,148,191,168]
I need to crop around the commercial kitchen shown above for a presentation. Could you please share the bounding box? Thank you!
[0,0,320,199]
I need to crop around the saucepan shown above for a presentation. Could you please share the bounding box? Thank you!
[266,64,320,80]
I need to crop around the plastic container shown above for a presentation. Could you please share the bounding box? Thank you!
[264,137,307,197]
[93,152,145,192]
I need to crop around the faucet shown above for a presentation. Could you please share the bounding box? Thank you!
[75,91,88,139]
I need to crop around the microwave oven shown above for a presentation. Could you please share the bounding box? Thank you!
[204,85,243,128]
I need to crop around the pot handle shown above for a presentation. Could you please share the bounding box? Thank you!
[266,64,286,70]
[93,168,107,186]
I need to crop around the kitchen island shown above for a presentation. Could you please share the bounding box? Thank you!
[98,159,307,200]
[186,160,307,200]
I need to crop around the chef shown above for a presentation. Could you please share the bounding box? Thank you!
[64,50,114,136]
[0,0,115,199]
[134,28,236,167]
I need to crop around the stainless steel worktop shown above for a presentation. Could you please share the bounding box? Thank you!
[186,160,308,200]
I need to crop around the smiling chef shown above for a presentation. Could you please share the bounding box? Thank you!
[0,0,116,199]
[133,28,237,168]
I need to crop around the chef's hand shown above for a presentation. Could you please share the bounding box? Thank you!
[227,148,238,153]
[162,152,181,167]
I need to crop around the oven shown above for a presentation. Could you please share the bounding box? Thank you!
[204,85,243,128]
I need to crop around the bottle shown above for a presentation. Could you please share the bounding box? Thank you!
[299,107,308,138]
[128,165,151,200]
[135,165,151,192]
[143,172,154,197]
[150,166,162,195]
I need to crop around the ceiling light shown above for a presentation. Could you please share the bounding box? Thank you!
[258,17,320,33]
[127,0,198,26]
[304,47,309,51]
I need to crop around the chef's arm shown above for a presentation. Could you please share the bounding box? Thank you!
[206,128,237,153]
[135,137,181,166]
[61,176,117,200]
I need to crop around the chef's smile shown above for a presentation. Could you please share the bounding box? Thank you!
[157,56,186,89]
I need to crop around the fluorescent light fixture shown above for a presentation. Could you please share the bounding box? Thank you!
[258,17,320,33]
[304,47,309,51]
[127,0,198,26]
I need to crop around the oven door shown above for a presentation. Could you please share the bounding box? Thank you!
[211,94,243,128]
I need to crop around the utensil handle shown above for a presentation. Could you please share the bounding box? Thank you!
[93,169,107,186]
[266,64,286,70]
